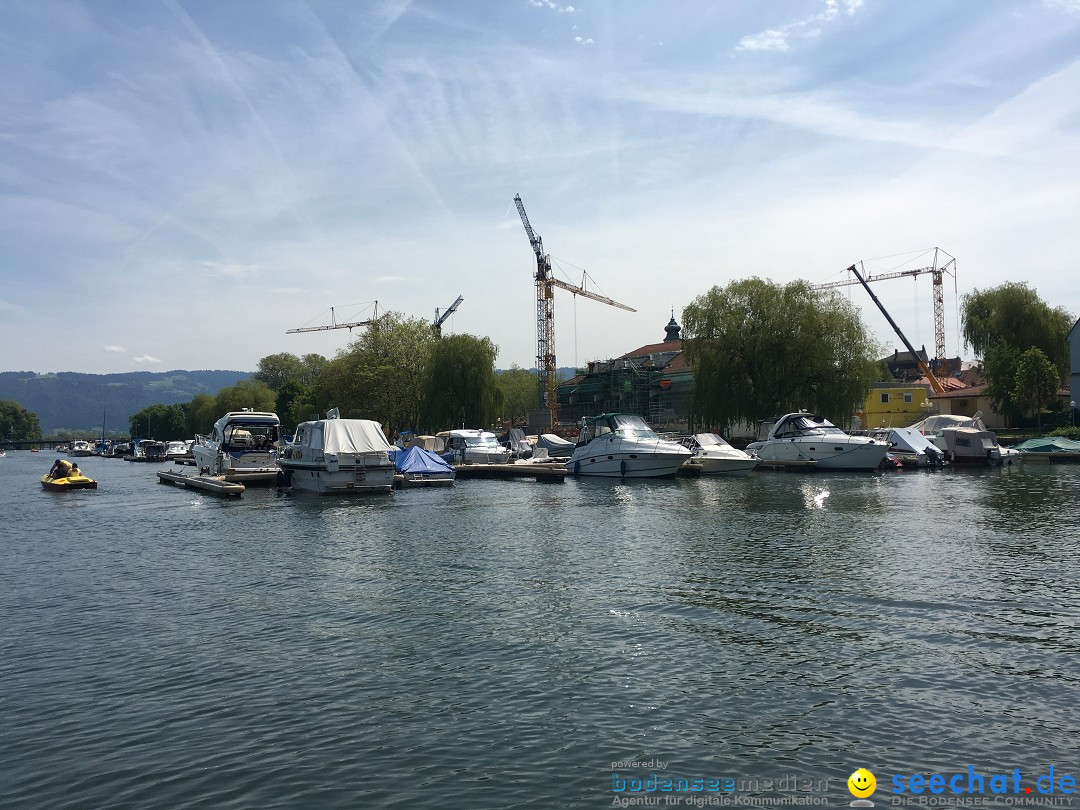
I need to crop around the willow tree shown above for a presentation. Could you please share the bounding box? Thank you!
[681,278,880,432]
[962,283,1072,423]
[421,334,502,430]
[314,312,436,435]
[1013,348,1060,430]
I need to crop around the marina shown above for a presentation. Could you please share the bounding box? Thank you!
[3,451,1078,808]
[156,468,245,496]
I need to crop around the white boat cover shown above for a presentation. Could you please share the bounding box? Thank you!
[298,419,392,454]
[884,427,941,456]
[909,414,986,433]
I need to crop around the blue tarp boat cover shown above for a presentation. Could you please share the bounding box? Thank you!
[1015,436,1080,453]
[395,446,454,474]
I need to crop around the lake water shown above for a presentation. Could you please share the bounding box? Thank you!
[1,451,1078,809]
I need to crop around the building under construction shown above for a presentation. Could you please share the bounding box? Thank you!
[556,316,694,430]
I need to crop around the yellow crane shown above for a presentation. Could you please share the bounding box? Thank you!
[514,194,636,427]
[814,247,956,370]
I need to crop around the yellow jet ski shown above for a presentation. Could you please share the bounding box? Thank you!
[40,472,98,491]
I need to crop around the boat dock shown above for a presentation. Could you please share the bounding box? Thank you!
[753,459,820,471]
[157,469,246,496]
[453,462,567,481]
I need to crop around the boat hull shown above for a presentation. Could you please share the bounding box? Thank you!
[41,475,97,491]
[279,463,395,494]
[747,439,888,471]
[567,450,690,478]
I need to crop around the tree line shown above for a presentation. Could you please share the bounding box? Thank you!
[10,282,1069,442]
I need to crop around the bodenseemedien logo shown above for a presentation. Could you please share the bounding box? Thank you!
[849,768,877,807]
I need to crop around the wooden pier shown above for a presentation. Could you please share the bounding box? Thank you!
[452,462,567,481]
[157,469,245,496]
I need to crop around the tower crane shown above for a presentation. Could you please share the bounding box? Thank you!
[433,295,464,335]
[840,264,946,395]
[286,301,379,334]
[814,248,956,368]
[514,194,636,427]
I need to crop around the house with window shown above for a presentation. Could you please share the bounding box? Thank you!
[858,383,931,428]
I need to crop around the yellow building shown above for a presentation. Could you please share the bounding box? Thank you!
[858,383,930,428]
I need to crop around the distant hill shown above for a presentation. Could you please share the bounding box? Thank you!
[0,370,251,434]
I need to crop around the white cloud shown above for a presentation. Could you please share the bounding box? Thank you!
[736,29,791,53]
[528,0,574,11]
[201,261,264,277]
[736,0,865,54]
[131,355,162,365]
[103,345,126,353]
[1043,0,1080,13]
[574,36,595,46]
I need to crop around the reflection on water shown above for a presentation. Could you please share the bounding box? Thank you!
[1,453,1078,808]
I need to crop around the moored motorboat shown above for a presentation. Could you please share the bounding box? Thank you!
[746,412,888,471]
[567,413,691,478]
[393,445,455,487]
[868,426,946,467]
[679,433,760,474]
[439,429,513,465]
[193,411,281,484]
[277,415,395,494]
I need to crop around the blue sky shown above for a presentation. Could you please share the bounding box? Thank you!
[2,0,1079,374]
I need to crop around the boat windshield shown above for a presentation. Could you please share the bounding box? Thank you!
[465,435,500,448]
[695,433,732,448]
[609,414,657,439]
[791,416,844,435]
[773,415,845,438]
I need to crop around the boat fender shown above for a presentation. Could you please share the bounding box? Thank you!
[620,459,627,477]
[573,460,580,476]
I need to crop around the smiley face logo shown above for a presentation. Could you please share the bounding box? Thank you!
[848,768,876,799]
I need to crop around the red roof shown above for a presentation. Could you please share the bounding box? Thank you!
[618,340,682,360]
[917,375,968,392]
[930,382,986,399]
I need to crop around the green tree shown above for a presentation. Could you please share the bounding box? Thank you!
[0,399,43,440]
[961,283,1072,423]
[314,313,437,435]
[681,278,880,432]
[186,394,219,437]
[214,379,277,415]
[129,403,188,440]
[1013,348,1059,430]
[962,283,1072,374]
[496,365,538,424]
[252,352,328,391]
[275,380,316,432]
[422,334,502,430]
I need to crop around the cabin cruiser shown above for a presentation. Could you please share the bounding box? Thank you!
[68,440,94,457]
[746,412,888,470]
[868,427,946,467]
[439,429,512,465]
[277,416,394,494]
[126,439,167,462]
[535,433,575,459]
[164,440,192,461]
[908,413,1021,466]
[193,411,281,483]
[679,433,760,474]
[567,413,691,478]
[393,446,455,487]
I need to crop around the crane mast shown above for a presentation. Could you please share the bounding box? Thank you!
[814,248,956,366]
[844,264,946,395]
[514,194,635,428]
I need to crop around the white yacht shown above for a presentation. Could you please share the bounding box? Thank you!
[193,411,281,483]
[566,413,691,478]
[745,412,888,471]
[69,440,94,457]
[680,433,760,474]
[277,416,395,494]
[439,429,512,465]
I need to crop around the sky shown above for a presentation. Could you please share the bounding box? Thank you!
[2,0,1080,375]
